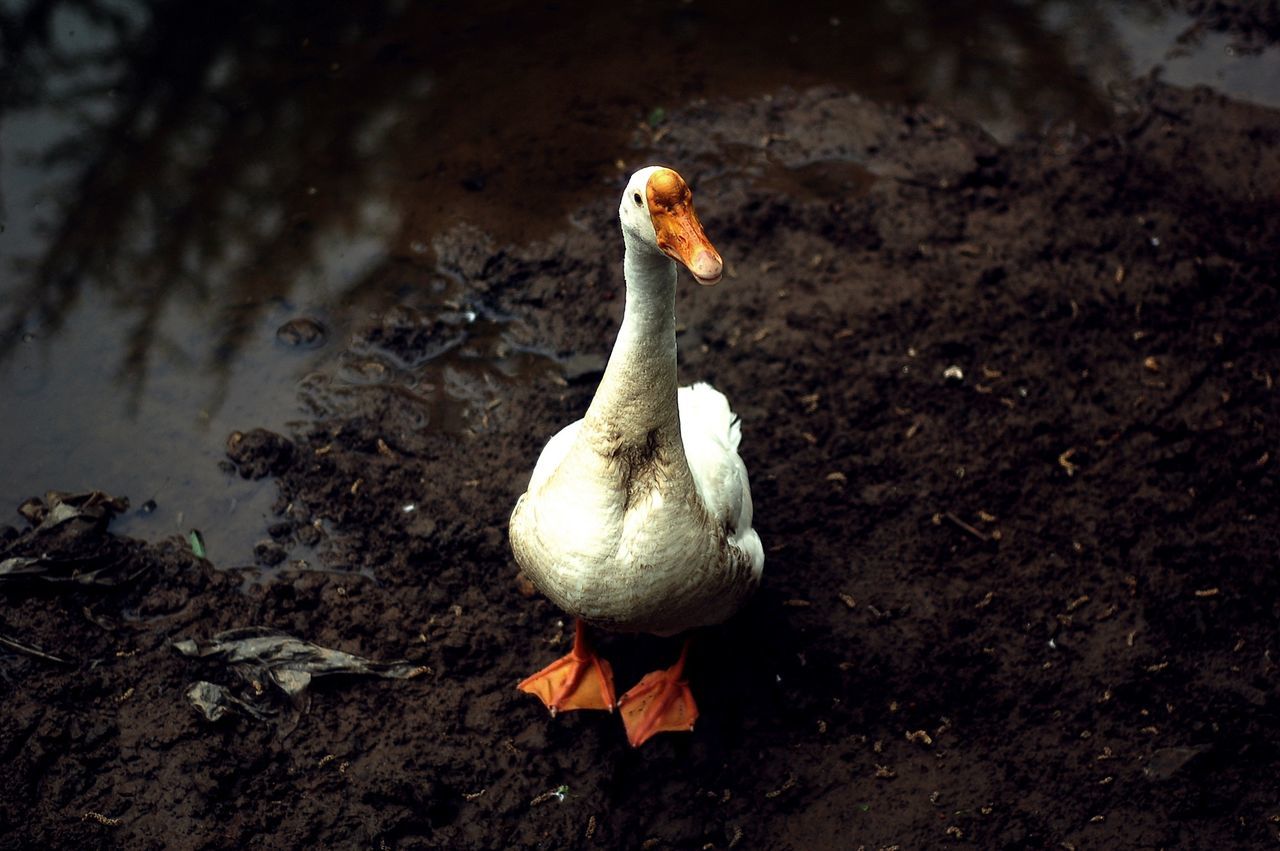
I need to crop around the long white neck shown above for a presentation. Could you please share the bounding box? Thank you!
[583,233,681,444]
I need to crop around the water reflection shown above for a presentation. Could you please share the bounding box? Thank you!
[0,0,1270,564]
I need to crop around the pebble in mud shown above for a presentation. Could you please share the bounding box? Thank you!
[296,523,323,547]
[225,429,296,479]
[253,540,288,567]
[276,317,327,348]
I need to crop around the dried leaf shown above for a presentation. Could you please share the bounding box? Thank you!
[175,627,429,724]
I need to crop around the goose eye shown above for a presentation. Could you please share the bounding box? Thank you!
[632,192,643,206]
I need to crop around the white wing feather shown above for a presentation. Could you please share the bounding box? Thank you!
[677,382,765,580]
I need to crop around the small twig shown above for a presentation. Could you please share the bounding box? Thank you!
[81,812,121,826]
[764,774,796,798]
[942,512,989,542]
[0,633,74,665]
[530,785,569,806]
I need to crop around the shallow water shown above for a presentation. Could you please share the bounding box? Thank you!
[1,0,1277,566]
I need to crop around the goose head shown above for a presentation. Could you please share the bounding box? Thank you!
[619,166,723,286]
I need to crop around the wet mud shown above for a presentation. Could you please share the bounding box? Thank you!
[3,72,1280,851]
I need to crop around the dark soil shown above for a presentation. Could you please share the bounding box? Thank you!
[3,80,1279,849]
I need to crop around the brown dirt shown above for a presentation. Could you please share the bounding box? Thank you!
[2,81,1279,849]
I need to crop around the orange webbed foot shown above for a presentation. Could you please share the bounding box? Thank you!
[618,641,698,747]
[518,620,616,715]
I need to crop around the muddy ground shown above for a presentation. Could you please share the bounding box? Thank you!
[3,76,1279,849]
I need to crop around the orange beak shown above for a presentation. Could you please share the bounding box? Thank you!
[647,169,723,285]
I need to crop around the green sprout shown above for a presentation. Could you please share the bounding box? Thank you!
[188,529,206,559]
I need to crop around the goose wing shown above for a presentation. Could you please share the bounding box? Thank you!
[677,382,764,580]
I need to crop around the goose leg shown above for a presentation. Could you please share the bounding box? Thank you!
[618,640,698,747]
[518,619,617,715]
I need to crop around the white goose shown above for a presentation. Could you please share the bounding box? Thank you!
[510,166,764,746]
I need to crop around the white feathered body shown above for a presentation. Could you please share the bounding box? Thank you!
[510,382,763,636]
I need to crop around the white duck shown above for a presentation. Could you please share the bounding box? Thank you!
[510,166,764,746]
